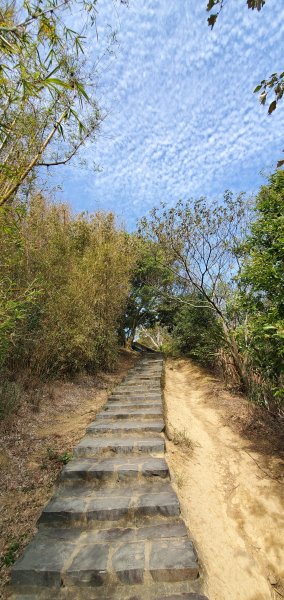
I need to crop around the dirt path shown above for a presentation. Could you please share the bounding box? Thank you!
[164,358,284,600]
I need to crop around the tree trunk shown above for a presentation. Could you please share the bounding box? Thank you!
[220,320,250,392]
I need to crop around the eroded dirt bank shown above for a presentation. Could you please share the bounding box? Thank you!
[165,358,284,600]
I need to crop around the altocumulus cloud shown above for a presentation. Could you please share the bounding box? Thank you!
[50,0,284,228]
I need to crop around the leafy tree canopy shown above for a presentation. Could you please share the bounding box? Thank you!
[0,0,125,204]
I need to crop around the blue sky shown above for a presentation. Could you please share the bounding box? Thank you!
[48,0,284,229]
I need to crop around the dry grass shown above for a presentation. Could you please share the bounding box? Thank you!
[167,426,194,452]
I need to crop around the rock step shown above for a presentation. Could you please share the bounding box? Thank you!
[61,456,169,482]
[111,392,162,399]
[86,419,165,434]
[74,434,165,457]
[39,482,180,526]
[105,401,163,410]
[12,520,198,589]
[96,408,163,420]
[128,376,162,380]
[130,370,162,376]
[11,354,208,600]
[11,588,208,600]
[108,394,163,406]
[117,384,161,390]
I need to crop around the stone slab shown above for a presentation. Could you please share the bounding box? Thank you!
[86,420,165,434]
[157,592,208,600]
[137,490,180,517]
[157,596,209,600]
[61,456,169,481]
[96,408,163,420]
[64,544,109,587]
[105,402,163,410]
[80,520,188,545]
[11,537,74,587]
[74,435,165,456]
[39,484,180,524]
[104,398,163,410]
[150,539,199,582]
[112,541,145,584]
[110,394,162,401]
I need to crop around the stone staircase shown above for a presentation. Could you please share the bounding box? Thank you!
[10,353,208,600]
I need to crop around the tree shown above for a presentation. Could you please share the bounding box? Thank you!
[0,195,136,385]
[123,238,173,345]
[170,293,224,367]
[0,0,125,204]
[140,193,251,389]
[237,171,284,409]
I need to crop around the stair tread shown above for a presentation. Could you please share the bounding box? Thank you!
[61,455,169,479]
[12,521,197,588]
[86,420,165,433]
[39,481,180,523]
[97,408,163,419]
[75,432,165,456]
[74,434,165,456]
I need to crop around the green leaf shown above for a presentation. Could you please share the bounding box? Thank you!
[44,77,71,89]
[253,84,262,93]
[76,82,89,101]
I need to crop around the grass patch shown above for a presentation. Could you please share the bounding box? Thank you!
[167,426,193,451]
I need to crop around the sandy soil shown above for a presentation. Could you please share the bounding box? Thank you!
[165,358,284,600]
[0,349,138,598]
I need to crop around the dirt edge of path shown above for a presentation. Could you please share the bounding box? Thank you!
[164,357,284,600]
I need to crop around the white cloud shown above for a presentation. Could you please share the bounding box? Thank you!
[51,0,284,227]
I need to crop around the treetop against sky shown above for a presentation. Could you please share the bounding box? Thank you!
[43,0,283,228]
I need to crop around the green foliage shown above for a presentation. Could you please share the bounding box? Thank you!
[123,238,173,343]
[0,0,126,204]
[138,181,283,410]
[171,296,225,368]
[140,193,248,322]
[47,448,73,464]
[137,323,174,353]
[0,194,136,418]
[237,171,284,408]
[1,540,20,567]
[139,193,251,388]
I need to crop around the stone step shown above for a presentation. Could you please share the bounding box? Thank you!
[96,408,163,420]
[117,383,161,390]
[39,482,180,526]
[10,354,207,600]
[86,419,165,434]
[109,398,162,405]
[131,365,163,378]
[111,391,162,399]
[157,596,209,600]
[105,401,163,410]
[74,434,165,457]
[12,520,199,590]
[128,376,162,381]
[61,456,169,482]
[11,587,208,600]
